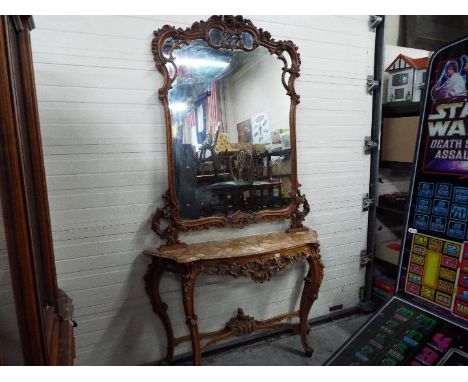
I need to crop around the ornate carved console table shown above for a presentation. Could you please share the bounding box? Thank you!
[144,229,323,365]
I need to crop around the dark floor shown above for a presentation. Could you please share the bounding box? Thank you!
[176,313,370,366]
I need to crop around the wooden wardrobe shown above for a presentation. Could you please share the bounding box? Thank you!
[0,15,75,365]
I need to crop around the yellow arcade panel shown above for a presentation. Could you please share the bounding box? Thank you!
[405,233,462,310]
[422,250,441,289]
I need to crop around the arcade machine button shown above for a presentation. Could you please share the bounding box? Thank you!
[388,342,409,361]
[404,328,424,347]
[375,332,388,344]
[369,332,389,350]
[381,319,401,334]
[381,357,398,366]
[355,345,376,363]
[386,319,401,328]
[415,346,440,365]
[413,315,437,334]
[393,342,409,354]
[381,319,401,335]
[394,307,416,322]
[380,325,394,335]
[431,333,453,352]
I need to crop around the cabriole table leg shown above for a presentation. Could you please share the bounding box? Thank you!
[299,250,324,357]
[144,258,175,365]
[181,266,202,365]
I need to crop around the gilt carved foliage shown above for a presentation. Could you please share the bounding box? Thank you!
[151,190,181,246]
[226,308,256,336]
[201,248,314,283]
[288,190,311,231]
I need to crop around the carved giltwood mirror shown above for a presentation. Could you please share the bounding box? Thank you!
[152,16,309,245]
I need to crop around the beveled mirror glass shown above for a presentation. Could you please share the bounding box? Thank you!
[152,16,302,232]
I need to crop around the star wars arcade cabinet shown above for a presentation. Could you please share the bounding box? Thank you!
[326,35,468,366]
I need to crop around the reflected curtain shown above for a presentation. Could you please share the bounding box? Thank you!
[206,79,227,137]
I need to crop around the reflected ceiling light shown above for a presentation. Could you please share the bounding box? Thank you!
[175,57,229,68]
[169,102,188,112]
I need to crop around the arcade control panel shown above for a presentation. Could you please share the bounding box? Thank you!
[327,298,467,365]
[405,232,468,319]
[408,182,468,321]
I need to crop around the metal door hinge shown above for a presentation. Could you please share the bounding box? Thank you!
[369,15,383,31]
[362,193,375,211]
[367,75,380,94]
[360,249,372,266]
[364,136,378,153]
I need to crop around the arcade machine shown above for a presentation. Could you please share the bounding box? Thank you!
[326,35,468,366]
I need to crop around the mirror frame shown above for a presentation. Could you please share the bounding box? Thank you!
[152,15,309,244]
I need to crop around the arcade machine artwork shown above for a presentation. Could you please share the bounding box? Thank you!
[326,36,468,366]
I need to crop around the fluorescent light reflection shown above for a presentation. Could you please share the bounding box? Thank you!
[175,57,229,68]
[169,102,188,112]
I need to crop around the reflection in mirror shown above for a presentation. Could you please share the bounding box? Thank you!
[208,28,223,47]
[168,39,292,220]
[162,37,175,58]
[242,32,254,50]
[166,62,176,80]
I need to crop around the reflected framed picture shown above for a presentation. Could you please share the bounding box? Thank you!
[237,118,252,143]
[252,112,272,144]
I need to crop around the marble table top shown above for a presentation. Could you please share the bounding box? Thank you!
[144,229,318,263]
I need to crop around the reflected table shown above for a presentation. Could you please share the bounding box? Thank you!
[205,179,284,213]
[144,229,323,365]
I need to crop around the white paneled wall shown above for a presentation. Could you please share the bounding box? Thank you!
[31,15,374,365]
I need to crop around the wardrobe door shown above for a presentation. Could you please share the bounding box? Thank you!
[0,15,75,365]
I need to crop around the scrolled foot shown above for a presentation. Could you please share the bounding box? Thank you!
[300,324,314,357]
[303,340,314,357]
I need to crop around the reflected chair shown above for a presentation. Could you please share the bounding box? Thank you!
[196,130,220,177]
[234,149,253,183]
[213,132,239,181]
[197,146,214,176]
[252,144,268,180]
[205,149,253,214]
